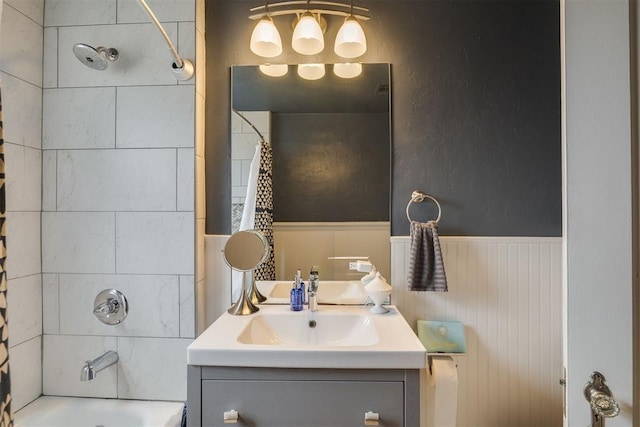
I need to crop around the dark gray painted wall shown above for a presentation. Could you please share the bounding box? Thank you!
[205,0,561,236]
[272,112,390,222]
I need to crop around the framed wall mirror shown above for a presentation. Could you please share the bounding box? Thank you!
[231,63,392,281]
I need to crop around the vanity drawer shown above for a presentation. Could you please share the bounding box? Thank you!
[201,380,404,427]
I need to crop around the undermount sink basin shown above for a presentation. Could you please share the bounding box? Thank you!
[237,312,379,346]
[187,305,427,369]
[257,280,369,305]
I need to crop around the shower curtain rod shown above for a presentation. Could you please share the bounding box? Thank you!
[137,0,194,81]
[232,108,267,144]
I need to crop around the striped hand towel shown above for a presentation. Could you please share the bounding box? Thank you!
[408,220,448,291]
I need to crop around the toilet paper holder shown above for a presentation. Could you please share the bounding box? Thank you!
[427,353,463,375]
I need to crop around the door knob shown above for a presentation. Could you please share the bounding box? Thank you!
[584,371,619,427]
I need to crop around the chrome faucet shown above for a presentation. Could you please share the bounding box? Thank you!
[80,350,118,381]
[308,266,319,312]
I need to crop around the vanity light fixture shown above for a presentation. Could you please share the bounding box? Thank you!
[259,63,289,77]
[297,63,326,80]
[334,2,367,58]
[333,62,362,78]
[250,2,283,58]
[292,7,325,55]
[248,0,369,59]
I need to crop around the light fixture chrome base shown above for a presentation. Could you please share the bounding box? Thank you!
[228,289,260,315]
[250,1,370,21]
[247,279,267,305]
[291,13,327,33]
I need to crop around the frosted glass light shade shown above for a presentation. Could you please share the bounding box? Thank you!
[259,63,289,77]
[297,63,325,80]
[250,17,282,58]
[292,12,324,55]
[334,16,367,58]
[333,62,362,78]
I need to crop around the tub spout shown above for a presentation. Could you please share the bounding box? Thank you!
[80,350,118,381]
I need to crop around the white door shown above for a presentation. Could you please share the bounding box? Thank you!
[563,0,636,426]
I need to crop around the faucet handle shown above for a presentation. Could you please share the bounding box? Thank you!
[93,299,118,315]
[93,289,128,325]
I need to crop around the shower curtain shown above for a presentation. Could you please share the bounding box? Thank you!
[0,2,14,424]
[0,87,13,426]
[252,140,275,281]
[231,139,275,301]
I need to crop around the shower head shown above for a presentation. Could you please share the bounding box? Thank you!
[72,43,119,71]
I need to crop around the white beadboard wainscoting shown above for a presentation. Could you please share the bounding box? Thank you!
[392,236,563,427]
[205,234,563,426]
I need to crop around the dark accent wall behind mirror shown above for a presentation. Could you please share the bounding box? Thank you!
[271,112,389,222]
[232,64,391,222]
[206,0,561,237]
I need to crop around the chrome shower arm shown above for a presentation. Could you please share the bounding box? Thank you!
[137,0,194,80]
[137,0,183,67]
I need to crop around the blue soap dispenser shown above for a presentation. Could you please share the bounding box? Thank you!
[290,275,303,311]
[297,268,306,304]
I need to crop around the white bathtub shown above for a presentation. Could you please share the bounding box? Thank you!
[15,396,184,427]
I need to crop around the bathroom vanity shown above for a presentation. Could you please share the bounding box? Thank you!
[186,305,426,426]
[187,366,419,426]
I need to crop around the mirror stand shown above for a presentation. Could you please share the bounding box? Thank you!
[247,276,267,305]
[228,271,260,315]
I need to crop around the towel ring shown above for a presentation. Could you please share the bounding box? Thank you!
[406,190,442,223]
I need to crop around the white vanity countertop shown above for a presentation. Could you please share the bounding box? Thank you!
[187,305,427,369]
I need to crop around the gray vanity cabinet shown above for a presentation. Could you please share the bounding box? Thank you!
[187,366,421,427]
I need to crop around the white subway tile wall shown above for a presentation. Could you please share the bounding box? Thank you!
[58,274,180,337]
[42,274,60,335]
[6,211,41,280]
[56,149,177,211]
[115,86,194,148]
[7,275,42,346]
[179,275,195,338]
[116,337,191,400]
[42,27,58,88]
[10,337,42,411]
[1,72,42,148]
[41,150,56,211]
[5,143,41,211]
[1,0,44,410]
[177,148,195,211]
[194,0,206,335]
[4,0,45,25]
[44,0,116,26]
[42,212,116,274]
[0,5,43,86]
[43,87,116,149]
[43,335,119,398]
[115,212,194,275]
[57,24,180,87]
[40,0,197,401]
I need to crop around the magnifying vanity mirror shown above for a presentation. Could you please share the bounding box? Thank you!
[224,229,270,315]
[231,63,392,284]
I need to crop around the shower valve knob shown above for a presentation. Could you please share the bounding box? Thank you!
[93,289,128,325]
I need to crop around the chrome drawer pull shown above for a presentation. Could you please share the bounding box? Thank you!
[223,409,239,423]
[364,411,380,426]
